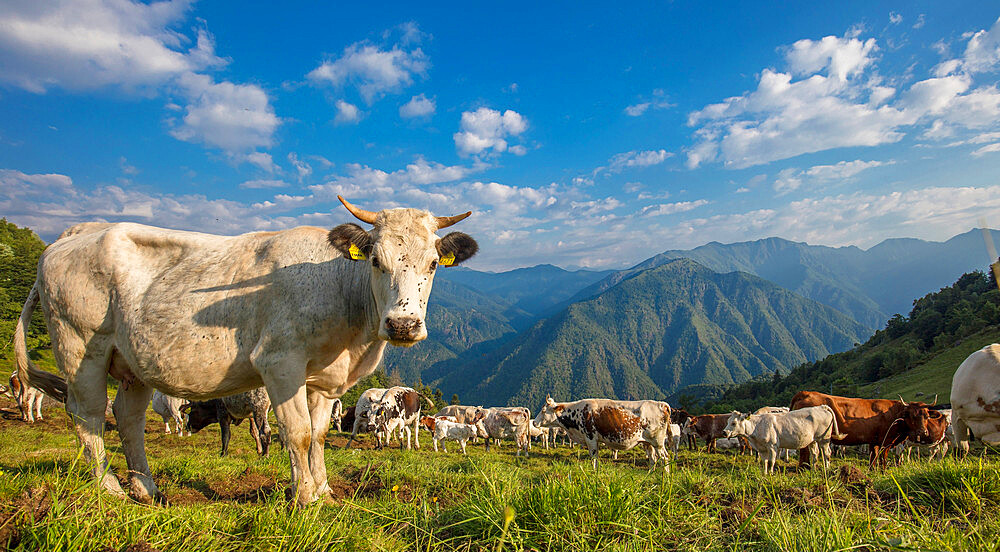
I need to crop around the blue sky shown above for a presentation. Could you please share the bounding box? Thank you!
[3,1,1000,271]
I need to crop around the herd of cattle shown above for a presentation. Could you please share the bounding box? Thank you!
[6,198,1000,506]
[1,366,975,479]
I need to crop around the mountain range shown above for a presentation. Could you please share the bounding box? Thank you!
[381,228,1000,407]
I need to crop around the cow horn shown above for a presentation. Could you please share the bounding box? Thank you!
[436,211,472,230]
[338,196,378,225]
[931,394,938,406]
[898,395,908,406]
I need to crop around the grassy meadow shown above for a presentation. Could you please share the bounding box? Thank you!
[1,391,1000,552]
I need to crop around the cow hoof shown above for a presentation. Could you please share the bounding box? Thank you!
[128,472,159,505]
[98,472,128,499]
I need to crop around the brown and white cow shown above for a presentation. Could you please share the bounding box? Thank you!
[685,414,732,453]
[346,387,388,448]
[790,391,941,467]
[330,398,343,432]
[13,197,477,505]
[8,370,47,423]
[181,387,272,457]
[534,396,672,470]
[368,386,433,450]
[952,344,1000,455]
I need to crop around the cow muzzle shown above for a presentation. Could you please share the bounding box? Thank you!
[383,316,425,344]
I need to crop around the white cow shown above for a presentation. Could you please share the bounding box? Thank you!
[527,419,548,449]
[346,387,388,448]
[714,437,742,450]
[421,416,487,453]
[481,407,532,456]
[535,396,672,471]
[952,344,1000,455]
[435,404,488,424]
[668,423,682,453]
[150,390,188,436]
[723,406,840,474]
[13,197,478,505]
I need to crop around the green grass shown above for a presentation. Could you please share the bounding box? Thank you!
[858,327,1000,403]
[2,395,1000,552]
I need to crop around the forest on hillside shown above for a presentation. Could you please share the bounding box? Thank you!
[699,267,1000,414]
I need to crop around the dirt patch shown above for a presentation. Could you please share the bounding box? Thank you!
[838,464,869,486]
[325,434,377,450]
[206,468,276,502]
[119,543,162,552]
[327,464,386,501]
[160,486,209,506]
[0,485,53,549]
[719,498,754,527]
[778,486,825,511]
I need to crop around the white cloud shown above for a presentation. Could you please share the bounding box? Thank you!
[0,1,279,156]
[240,179,288,189]
[169,72,280,152]
[245,152,278,173]
[687,25,1000,168]
[625,102,650,116]
[334,99,363,125]
[640,200,709,217]
[608,149,672,172]
[889,12,902,25]
[962,17,1000,74]
[288,153,312,181]
[972,142,1000,156]
[307,37,429,104]
[774,159,889,194]
[508,145,528,156]
[0,0,224,93]
[120,157,139,175]
[399,93,435,118]
[453,107,528,156]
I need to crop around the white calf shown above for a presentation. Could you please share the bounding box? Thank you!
[724,406,840,474]
[151,390,188,435]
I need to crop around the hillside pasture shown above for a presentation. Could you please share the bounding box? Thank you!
[1,395,1000,551]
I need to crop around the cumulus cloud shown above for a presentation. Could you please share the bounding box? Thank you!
[453,108,528,156]
[245,152,278,173]
[687,23,1000,168]
[0,1,280,156]
[334,99,362,125]
[307,29,429,104]
[624,90,673,117]
[400,93,435,118]
[625,103,651,116]
[169,72,280,152]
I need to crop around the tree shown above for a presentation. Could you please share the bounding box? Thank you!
[450,393,460,405]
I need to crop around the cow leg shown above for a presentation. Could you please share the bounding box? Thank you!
[259,372,317,506]
[460,439,467,454]
[111,376,158,503]
[61,336,127,499]
[219,414,232,457]
[588,440,600,470]
[411,417,421,450]
[257,409,272,456]
[345,415,364,449]
[33,392,43,421]
[249,416,264,455]
[433,438,439,452]
[953,416,971,457]
[305,390,334,498]
[798,446,811,468]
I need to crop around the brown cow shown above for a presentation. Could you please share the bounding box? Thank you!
[790,391,941,467]
[686,414,732,453]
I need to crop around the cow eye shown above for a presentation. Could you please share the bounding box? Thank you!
[429,260,438,271]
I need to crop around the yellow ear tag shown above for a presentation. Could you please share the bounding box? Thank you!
[348,243,367,260]
[440,252,456,266]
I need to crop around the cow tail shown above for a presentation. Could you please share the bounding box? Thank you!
[825,405,846,440]
[14,284,68,404]
[420,394,434,409]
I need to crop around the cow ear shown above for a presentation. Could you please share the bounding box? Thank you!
[328,223,374,261]
[436,232,478,266]
[554,405,564,413]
